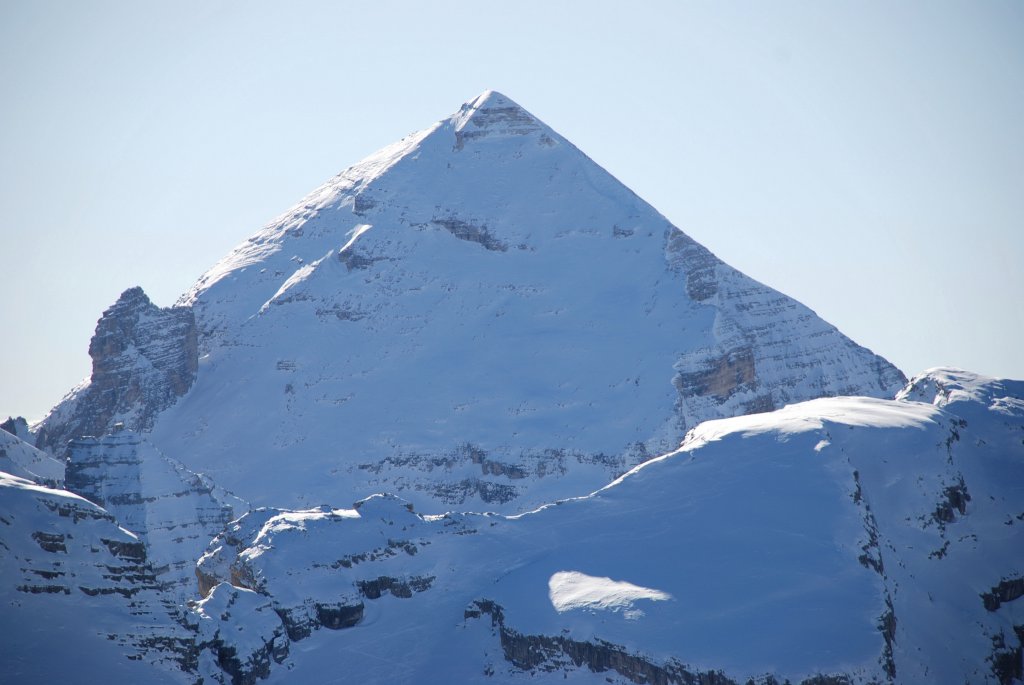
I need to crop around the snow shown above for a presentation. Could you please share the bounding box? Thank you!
[547,571,671,615]
[0,470,88,503]
[898,366,1024,414]
[681,396,940,449]
[5,364,1022,683]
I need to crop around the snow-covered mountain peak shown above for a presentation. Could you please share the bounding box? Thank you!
[40,91,905,512]
[0,428,63,487]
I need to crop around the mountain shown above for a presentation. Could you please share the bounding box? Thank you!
[18,90,1017,685]
[35,90,904,513]
[184,368,1024,684]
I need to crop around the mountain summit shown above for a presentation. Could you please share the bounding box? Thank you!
[450,89,553,144]
[38,90,904,511]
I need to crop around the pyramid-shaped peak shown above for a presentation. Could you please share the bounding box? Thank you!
[37,84,905,517]
[450,89,550,143]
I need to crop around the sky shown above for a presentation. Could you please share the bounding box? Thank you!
[1,1,1022,422]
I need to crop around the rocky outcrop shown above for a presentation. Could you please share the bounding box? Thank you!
[66,428,244,599]
[189,495,472,682]
[982,577,1024,613]
[35,286,198,456]
[191,583,290,685]
[988,625,1024,685]
[431,217,509,252]
[466,600,850,685]
[272,597,365,642]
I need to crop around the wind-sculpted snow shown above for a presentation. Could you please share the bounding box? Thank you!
[23,88,901,514]
[676,395,939,452]
[185,369,1024,684]
[547,571,671,616]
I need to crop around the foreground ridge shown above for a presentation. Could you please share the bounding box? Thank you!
[183,369,1024,683]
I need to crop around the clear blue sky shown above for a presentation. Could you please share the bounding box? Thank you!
[2,1,1022,422]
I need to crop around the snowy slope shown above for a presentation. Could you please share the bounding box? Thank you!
[31,90,904,513]
[188,369,1024,685]
[0,427,64,487]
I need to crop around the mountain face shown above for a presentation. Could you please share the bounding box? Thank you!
[184,369,1024,684]
[37,90,904,513]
